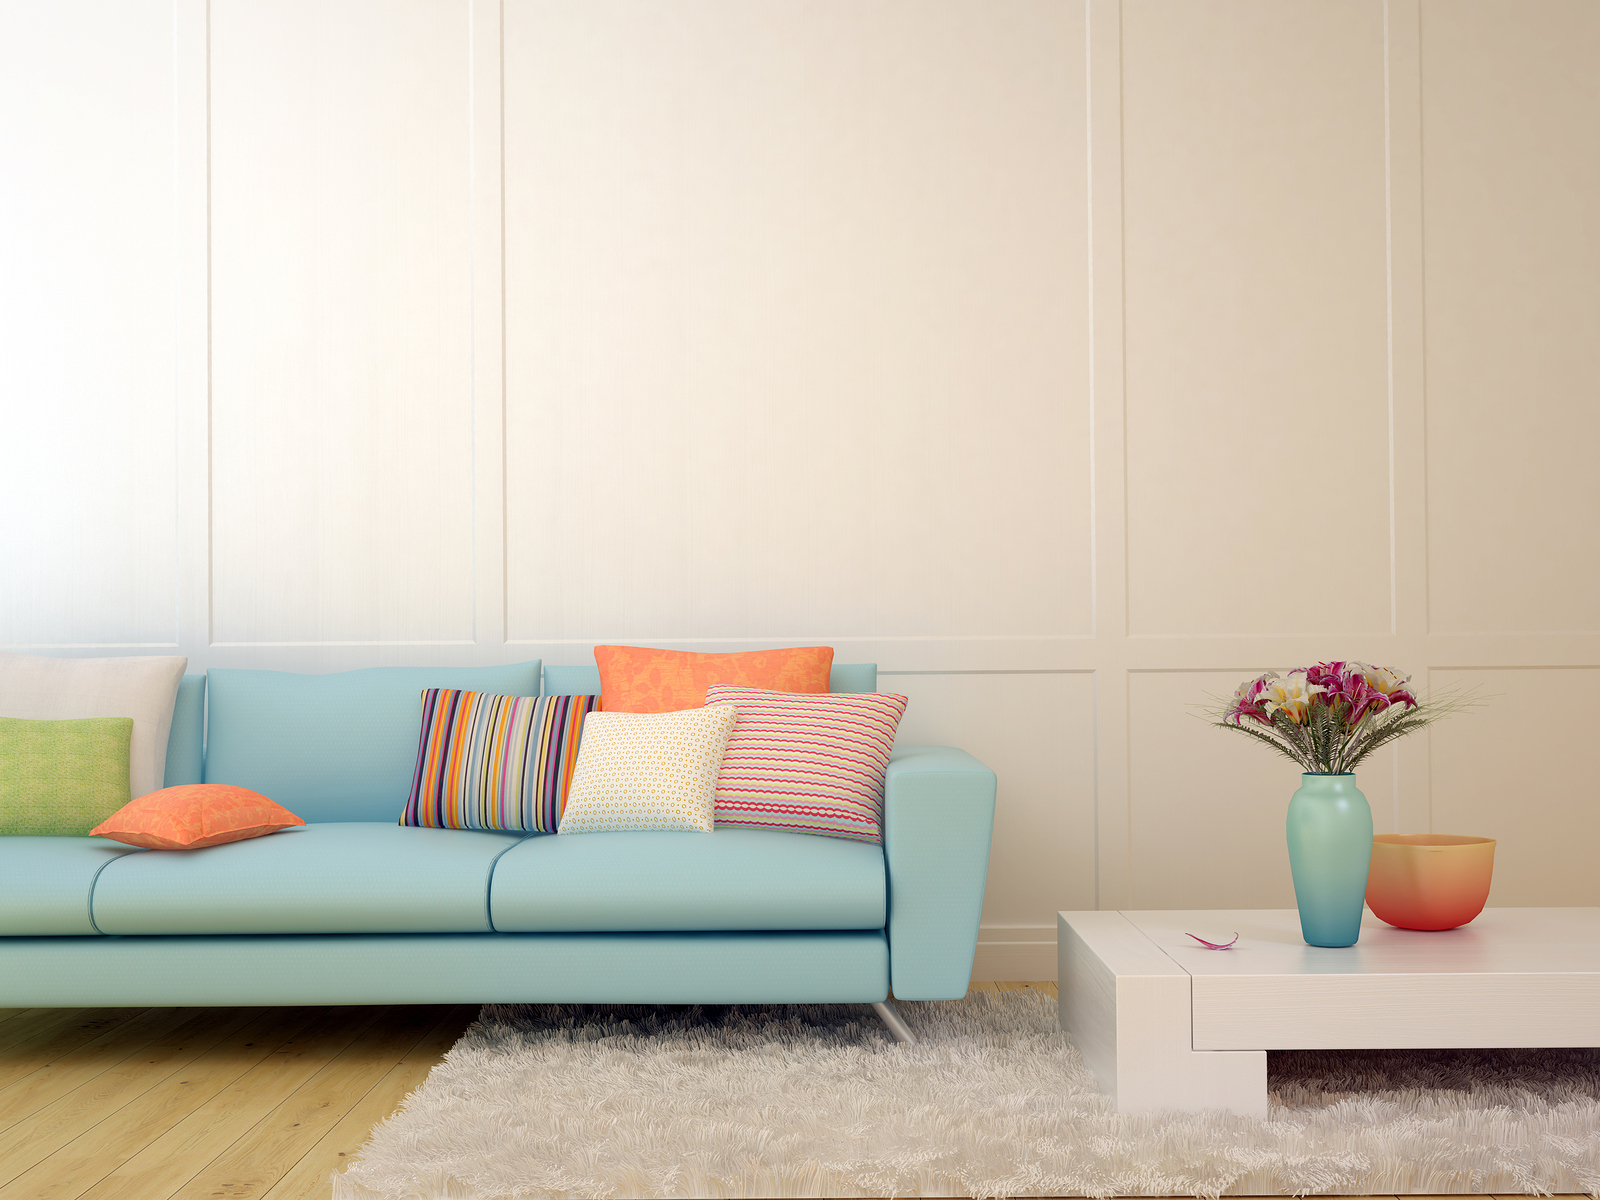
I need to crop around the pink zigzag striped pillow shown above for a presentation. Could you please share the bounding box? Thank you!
[704,685,908,843]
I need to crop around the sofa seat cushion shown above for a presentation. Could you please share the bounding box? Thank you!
[0,836,143,935]
[89,822,525,935]
[489,827,884,933]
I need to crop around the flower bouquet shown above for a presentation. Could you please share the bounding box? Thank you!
[1216,661,1448,774]
[1212,661,1468,948]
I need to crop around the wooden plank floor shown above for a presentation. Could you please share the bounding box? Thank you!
[0,1001,478,1200]
[0,990,1567,1200]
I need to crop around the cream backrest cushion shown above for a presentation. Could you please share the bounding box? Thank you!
[0,651,187,799]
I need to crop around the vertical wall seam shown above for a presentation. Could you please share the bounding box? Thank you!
[1415,0,1432,642]
[1091,669,1102,910]
[1117,0,1134,907]
[499,0,510,646]
[171,3,182,647]
[1086,0,1098,645]
[1086,0,1099,911]
[468,0,480,645]
[1415,2,1434,831]
[1117,0,1132,644]
[1392,742,1401,835]
[1384,0,1399,638]
[204,0,215,649]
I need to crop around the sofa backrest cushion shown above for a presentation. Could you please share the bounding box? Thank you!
[0,650,187,800]
[204,662,541,822]
[541,662,877,696]
[163,674,207,789]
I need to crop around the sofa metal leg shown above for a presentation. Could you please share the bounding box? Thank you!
[872,999,917,1044]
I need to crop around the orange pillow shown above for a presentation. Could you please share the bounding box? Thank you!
[91,784,306,850]
[594,645,834,713]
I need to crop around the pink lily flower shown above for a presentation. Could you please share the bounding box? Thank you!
[1343,677,1392,727]
[1225,673,1275,726]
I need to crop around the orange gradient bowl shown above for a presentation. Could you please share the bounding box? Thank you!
[1366,834,1496,931]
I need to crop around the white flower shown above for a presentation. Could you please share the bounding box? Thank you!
[1261,670,1325,725]
[1354,661,1412,697]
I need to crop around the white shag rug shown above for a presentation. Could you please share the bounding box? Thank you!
[332,989,1600,1199]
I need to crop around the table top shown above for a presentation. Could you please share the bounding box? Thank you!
[1061,907,1600,1049]
[1085,907,1600,978]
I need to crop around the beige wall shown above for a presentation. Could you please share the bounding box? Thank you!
[2,0,1595,980]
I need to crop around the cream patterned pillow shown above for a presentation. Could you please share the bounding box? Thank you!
[557,706,738,834]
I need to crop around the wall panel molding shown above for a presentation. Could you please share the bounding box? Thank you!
[1420,0,1600,636]
[207,0,478,648]
[499,0,1094,647]
[4,0,1597,984]
[0,1,180,648]
[1121,0,1392,639]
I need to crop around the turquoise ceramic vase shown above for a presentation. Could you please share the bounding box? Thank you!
[1285,773,1373,947]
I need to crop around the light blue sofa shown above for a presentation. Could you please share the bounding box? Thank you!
[0,662,996,1016]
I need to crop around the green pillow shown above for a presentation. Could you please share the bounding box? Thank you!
[0,716,134,836]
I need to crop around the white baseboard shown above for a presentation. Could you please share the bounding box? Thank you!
[970,926,1057,982]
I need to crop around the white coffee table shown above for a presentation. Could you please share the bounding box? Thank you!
[1057,907,1600,1116]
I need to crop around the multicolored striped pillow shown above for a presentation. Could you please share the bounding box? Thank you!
[400,690,599,832]
[704,686,909,843]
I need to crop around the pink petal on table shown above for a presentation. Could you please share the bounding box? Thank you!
[1186,932,1239,950]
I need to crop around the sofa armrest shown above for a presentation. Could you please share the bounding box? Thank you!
[882,745,996,999]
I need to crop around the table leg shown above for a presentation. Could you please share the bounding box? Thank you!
[1058,912,1266,1115]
